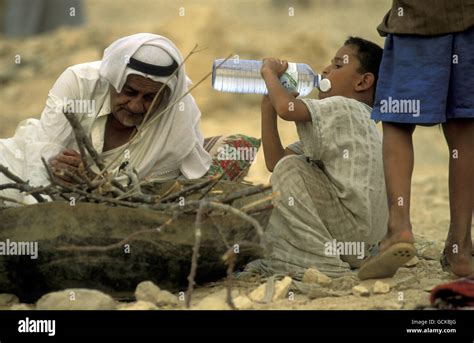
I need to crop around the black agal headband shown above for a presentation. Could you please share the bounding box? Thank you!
[127,57,178,76]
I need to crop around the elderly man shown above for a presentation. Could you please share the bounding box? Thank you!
[0,33,211,204]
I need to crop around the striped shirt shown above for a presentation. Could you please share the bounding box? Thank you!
[288,96,388,243]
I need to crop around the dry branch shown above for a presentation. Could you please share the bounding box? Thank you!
[0,165,46,202]
[186,200,206,308]
[56,217,174,252]
[63,110,104,171]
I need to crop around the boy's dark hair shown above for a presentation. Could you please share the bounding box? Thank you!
[344,36,383,95]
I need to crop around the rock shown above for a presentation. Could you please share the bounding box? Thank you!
[0,188,270,302]
[9,303,34,310]
[352,285,370,297]
[359,278,396,291]
[247,277,293,303]
[302,268,332,286]
[373,301,403,310]
[419,278,444,292]
[421,246,441,261]
[194,294,227,310]
[194,289,238,310]
[233,295,253,310]
[272,276,293,301]
[373,281,391,294]
[330,275,359,291]
[405,256,419,267]
[394,275,417,290]
[248,283,268,303]
[0,293,19,307]
[118,301,158,310]
[36,289,116,310]
[135,281,179,307]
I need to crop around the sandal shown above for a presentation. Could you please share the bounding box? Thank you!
[358,241,416,280]
[440,249,452,273]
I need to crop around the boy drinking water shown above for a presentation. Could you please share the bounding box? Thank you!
[245,37,388,278]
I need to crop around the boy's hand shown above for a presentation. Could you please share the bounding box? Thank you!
[261,58,288,78]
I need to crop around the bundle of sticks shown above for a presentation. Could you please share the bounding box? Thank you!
[0,47,274,308]
[0,113,274,308]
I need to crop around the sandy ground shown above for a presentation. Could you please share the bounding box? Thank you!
[0,0,466,309]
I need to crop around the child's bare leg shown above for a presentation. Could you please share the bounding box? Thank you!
[442,119,474,277]
[380,122,416,251]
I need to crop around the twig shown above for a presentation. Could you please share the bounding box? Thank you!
[160,174,221,203]
[0,164,25,184]
[63,110,104,171]
[213,184,272,204]
[55,217,174,252]
[207,201,264,240]
[209,215,231,248]
[41,157,72,201]
[61,169,88,186]
[24,184,53,195]
[223,247,237,310]
[186,200,206,308]
[0,195,27,206]
[239,192,278,212]
[158,181,181,199]
[111,179,128,193]
[161,184,273,213]
[50,178,142,208]
[0,164,46,202]
[141,54,234,134]
[243,203,274,215]
[41,157,55,182]
[198,172,226,200]
[115,182,141,200]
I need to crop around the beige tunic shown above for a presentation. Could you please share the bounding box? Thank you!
[245,96,388,278]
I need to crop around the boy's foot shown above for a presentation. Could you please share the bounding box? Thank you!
[378,229,414,252]
[440,247,473,278]
[358,230,415,280]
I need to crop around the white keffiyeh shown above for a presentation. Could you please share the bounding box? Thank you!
[98,33,211,179]
[0,33,211,204]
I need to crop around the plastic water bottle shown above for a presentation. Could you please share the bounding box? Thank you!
[212,58,331,96]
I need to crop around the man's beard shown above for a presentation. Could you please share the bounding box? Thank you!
[118,109,143,127]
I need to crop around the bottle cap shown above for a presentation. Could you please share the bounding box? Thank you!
[319,78,331,92]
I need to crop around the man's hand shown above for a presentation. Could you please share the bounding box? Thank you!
[49,149,83,184]
[261,58,288,78]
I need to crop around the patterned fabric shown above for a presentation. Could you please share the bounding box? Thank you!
[206,134,261,181]
[430,275,474,309]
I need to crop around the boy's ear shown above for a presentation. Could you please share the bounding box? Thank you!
[354,72,375,92]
